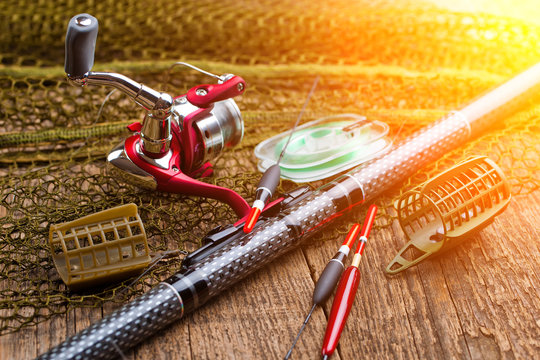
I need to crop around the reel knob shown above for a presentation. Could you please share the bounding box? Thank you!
[65,13,98,78]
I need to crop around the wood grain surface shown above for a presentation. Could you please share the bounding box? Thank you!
[0,190,538,360]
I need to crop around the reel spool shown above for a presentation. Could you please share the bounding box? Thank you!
[386,156,511,274]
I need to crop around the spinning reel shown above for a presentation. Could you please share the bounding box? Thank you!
[65,14,250,218]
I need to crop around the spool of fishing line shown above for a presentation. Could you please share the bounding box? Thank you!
[255,114,391,182]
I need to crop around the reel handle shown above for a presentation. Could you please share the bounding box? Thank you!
[65,13,98,78]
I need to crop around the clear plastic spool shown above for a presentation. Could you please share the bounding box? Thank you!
[255,114,392,182]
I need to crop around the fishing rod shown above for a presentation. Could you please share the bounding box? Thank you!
[37,59,540,359]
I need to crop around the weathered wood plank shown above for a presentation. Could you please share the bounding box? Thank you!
[185,249,334,359]
[0,326,36,360]
[414,261,471,359]
[35,310,67,359]
[2,190,539,360]
[438,191,540,360]
[67,307,102,339]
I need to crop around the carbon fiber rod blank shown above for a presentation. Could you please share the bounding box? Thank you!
[38,62,540,360]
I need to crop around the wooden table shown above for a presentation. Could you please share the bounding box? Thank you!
[1,188,538,359]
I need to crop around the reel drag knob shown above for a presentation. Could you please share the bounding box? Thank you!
[65,13,98,79]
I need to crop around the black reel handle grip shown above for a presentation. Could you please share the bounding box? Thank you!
[64,13,98,77]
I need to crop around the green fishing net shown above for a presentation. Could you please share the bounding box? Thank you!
[0,0,539,334]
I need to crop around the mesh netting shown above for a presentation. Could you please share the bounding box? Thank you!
[0,0,539,334]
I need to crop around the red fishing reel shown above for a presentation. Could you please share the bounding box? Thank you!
[65,13,250,217]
